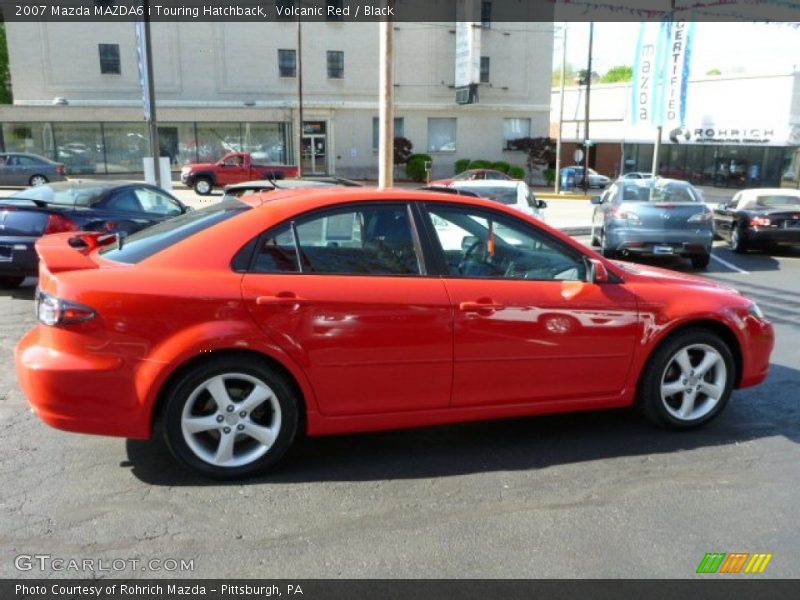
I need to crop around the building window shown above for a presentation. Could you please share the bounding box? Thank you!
[372,117,405,151]
[326,0,343,20]
[503,118,531,150]
[327,51,344,79]
[98,44,120,75]
[278,49,296,78]
[428,118,457,153]
[481,1,492,28]
[480,57,490,83]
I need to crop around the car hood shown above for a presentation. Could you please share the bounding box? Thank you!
[183,162,217,170]
[611,259,735,292]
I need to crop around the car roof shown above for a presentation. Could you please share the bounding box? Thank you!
[450,180,521,189]
[737,188,800,199]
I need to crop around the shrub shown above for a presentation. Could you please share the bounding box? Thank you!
[508,166,526,179]
[406,153,433,182]
[454,158,471,174]
[490,161,511,173]
[543,167,556,185]
[467,159,493,170]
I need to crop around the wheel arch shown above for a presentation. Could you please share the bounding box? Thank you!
[191,171,216,186]
[148,348,311,438]
[636,318,744,395]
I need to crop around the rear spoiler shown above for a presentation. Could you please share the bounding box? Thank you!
[0,197,50,209]
[35,232,120,273]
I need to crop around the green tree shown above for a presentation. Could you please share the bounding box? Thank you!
[706,68,722,76]
[508,137,556,184]
[552,63,577,86]
[600,65,633,83]
[0,24,12,104]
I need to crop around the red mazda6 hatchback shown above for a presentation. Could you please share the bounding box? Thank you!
[16,189,774,478]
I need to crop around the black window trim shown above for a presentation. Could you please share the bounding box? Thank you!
[237,201,432,278]
[418,201,614,283]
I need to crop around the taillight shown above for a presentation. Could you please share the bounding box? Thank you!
[36,290,96,326]
[44,214,79,234]
[688,211,713,222]
[750,216,771,227]
[610,207,641,224]
[56,164,66,175]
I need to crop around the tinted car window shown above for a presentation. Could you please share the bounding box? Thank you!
[105,190,142,212]
[754,195,800,207]
[100,198,249,264]
[252,205,421,276]
[134,187,183,215]
[455,185,518,205]
[621,182,699,203]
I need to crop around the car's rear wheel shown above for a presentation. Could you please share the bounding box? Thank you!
[29,175,48,186]
[691,253,711,270]
[590,223,601,247]
[193,177,213,195]
[162,355,300,479]
[730,226,748,253]
[638,329,735,429]
[0,276,25,288]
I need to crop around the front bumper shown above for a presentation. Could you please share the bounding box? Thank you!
[15,327,151,439]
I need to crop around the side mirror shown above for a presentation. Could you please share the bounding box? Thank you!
[536,199,548,209]
[588,258,609,283]
[590,195,603,205]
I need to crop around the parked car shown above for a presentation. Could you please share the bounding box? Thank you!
[449,180,547,219]
[713,188,800,253]
[620,171,652,180]
[591,178,714,269]
[430,169,514,187]
[562,166,611,189]
[0,152,67,187]
[0,180,189,287]
[223,179,337,199]
[180,152,299,195]
[16,188,773,478]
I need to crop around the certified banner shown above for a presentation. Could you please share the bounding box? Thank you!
[661,20,694,128]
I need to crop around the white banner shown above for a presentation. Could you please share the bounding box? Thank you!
[630,22,662,125]
[454,21,481,88]
[662,20,694,128]
[134,20,152,121]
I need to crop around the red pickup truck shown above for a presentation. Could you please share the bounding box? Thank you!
[180,152,299,195]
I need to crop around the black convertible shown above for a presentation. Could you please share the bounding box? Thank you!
[0,180,189,287]
[713,188,800,253]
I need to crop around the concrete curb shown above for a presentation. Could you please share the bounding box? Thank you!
[558,226,592,237]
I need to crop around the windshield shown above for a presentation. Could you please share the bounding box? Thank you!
[100,198,249,264]
[455,185,518,205]
[12,184,107,206]
[620,182,699,203]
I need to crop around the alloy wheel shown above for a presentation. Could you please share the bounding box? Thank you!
[660,344,727,422]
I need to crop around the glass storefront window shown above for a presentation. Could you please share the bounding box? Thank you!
[195,123,242,163]
[2,123,55,159]
[102,123,149,174]
[158,122,198,169]
[52,123,103,175]
[242,122,289,164]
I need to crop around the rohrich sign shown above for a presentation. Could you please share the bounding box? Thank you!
[668,125,788,146]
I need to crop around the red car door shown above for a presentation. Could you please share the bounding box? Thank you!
[241,203,453,416]
[422,202,639,408]
[216,155,249,186]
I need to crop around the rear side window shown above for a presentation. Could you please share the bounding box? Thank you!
[100,198,249,264]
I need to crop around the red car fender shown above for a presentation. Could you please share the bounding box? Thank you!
[136,320,320,435]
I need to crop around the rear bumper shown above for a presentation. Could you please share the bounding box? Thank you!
[606,228,713,256]
[0,237,39,276]
[15,327,151,439]
[744,227,800,246]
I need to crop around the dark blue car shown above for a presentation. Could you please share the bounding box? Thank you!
[0,180,189,288]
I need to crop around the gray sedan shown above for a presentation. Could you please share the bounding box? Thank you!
[0,152,67,186]
[590,178,714,270]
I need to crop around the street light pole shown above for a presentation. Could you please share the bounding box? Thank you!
[582,21,594,193]
[377,8,395,189]
[296,19,304,177]
[554,24,567,194]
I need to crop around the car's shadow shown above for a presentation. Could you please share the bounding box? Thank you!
[124,363,800,486]
[0,278,37,300]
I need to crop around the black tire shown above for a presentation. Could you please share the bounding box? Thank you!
[590,223,601,247]
[729,225,748,254]
[193,177,213,195]
[599,229,616,258]
[638,328,735,430]
[29,174,48,186]
[0,276,25,288]
[162,355,300,479]
[691,253,711,270]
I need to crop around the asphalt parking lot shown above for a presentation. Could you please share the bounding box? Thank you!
[1,189,799,579]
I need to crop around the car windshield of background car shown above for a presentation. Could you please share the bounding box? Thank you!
[755,195,800,208]
[459,186,518,205]
[622,183,699,203]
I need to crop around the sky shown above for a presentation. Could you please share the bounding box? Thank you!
[555,22,800,77]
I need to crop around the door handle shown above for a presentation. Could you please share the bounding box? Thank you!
[459,300,505,312]
[256,292,307,305]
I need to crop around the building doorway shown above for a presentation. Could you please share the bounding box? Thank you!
[302,121,327,175]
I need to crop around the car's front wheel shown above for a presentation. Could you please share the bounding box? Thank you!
[162,355,300,479]
[193,177,213,195]
[638,329,735,429]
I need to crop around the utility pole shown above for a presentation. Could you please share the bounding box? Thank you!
[582,21,594,193]
[554,24,567,194]
[377,6,395,189]
[296,19,304,177]
[137,0,160,185]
